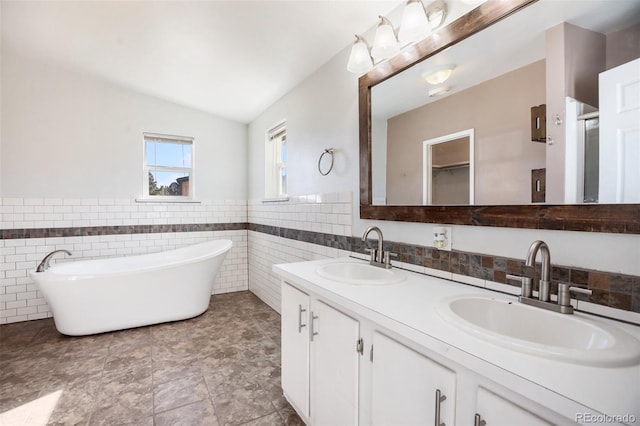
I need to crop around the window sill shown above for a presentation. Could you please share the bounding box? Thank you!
[135,198,201,204]
[261,197,290,203]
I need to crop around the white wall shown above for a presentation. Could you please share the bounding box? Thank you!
[248,43,640,278]
[1,46,247,200]
[248,50,360,201]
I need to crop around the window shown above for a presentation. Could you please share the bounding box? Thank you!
[144,133,193,198]
[265,122,287,198]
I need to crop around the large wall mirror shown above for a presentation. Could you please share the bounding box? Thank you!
[360,0,640,233]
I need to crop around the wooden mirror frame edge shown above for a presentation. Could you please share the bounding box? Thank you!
[359,0,640,234]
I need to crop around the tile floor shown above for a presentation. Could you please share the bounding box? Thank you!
[0,291,304,426]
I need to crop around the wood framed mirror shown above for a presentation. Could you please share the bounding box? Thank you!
[359,0,640,234]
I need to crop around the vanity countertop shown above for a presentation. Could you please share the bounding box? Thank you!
[273,257,640,421]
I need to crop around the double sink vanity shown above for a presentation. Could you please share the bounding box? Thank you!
[274,240,640,425]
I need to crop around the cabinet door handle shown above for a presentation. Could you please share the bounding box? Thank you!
[474,413,486,426]
[310,312,319,342]
[434,389,447,426]
[297,304,307,333]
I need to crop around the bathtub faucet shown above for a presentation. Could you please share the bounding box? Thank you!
[36,250,72,272]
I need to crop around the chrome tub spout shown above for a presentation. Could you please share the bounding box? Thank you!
[36,250,72,272]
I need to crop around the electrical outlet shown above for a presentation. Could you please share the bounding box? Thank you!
[432,226,452,251]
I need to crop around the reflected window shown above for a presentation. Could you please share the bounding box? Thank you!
[144,133,193,198]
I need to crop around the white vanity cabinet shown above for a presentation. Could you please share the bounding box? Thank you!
[281,281,360,425]
[370,331,456,426]
[276,260,638,426]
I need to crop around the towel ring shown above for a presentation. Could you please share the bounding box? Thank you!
[318,148,335,176]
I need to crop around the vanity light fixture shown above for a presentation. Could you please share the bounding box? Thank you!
[422,64,455,84]
[371,15,400,63]
[346,0,448,74]
[428,86,450,97]
[398,0,430,46]
[425,0,447,30]
[347,35,374,74]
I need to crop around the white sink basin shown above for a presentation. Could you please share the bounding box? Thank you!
[316,262,406,286]
[438,296,640,367]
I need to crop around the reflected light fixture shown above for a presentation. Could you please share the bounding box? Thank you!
[398,0,430,46]
[371,15,400,63]
[346,35,374,74]
[422,64,455,85]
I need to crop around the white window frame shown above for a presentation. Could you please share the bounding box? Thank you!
[142,132,195,201]
[265,121,287,199]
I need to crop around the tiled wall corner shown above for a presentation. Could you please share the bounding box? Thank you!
[247,191,353,313]
[248,231,348,314]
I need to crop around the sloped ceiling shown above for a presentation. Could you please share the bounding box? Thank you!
[1,0,401,123]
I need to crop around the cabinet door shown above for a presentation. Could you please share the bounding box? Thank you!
[371,331,456,426]
[281,282,310,419]
[311,300,360,426]
[475,387,552,426]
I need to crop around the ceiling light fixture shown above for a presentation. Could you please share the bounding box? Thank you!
[422,64,455,85]
[346,35,374,74]
[346,1,448,75]
[371,15,400,63]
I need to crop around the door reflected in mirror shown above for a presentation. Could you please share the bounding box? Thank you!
[425,130,473,205]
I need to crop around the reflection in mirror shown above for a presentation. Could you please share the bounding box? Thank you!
[370,0,640,206]
[423,130,474,205]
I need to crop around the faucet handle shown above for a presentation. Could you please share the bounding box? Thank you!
[557,283,592,307]
[383,251,398,269]
[506,274,533,299]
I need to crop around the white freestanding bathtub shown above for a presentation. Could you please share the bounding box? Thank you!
[29,239,232,336]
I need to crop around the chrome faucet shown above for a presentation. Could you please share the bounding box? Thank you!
[509,240,592,314]
[362,226,395,268]
[36,250,72,272]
